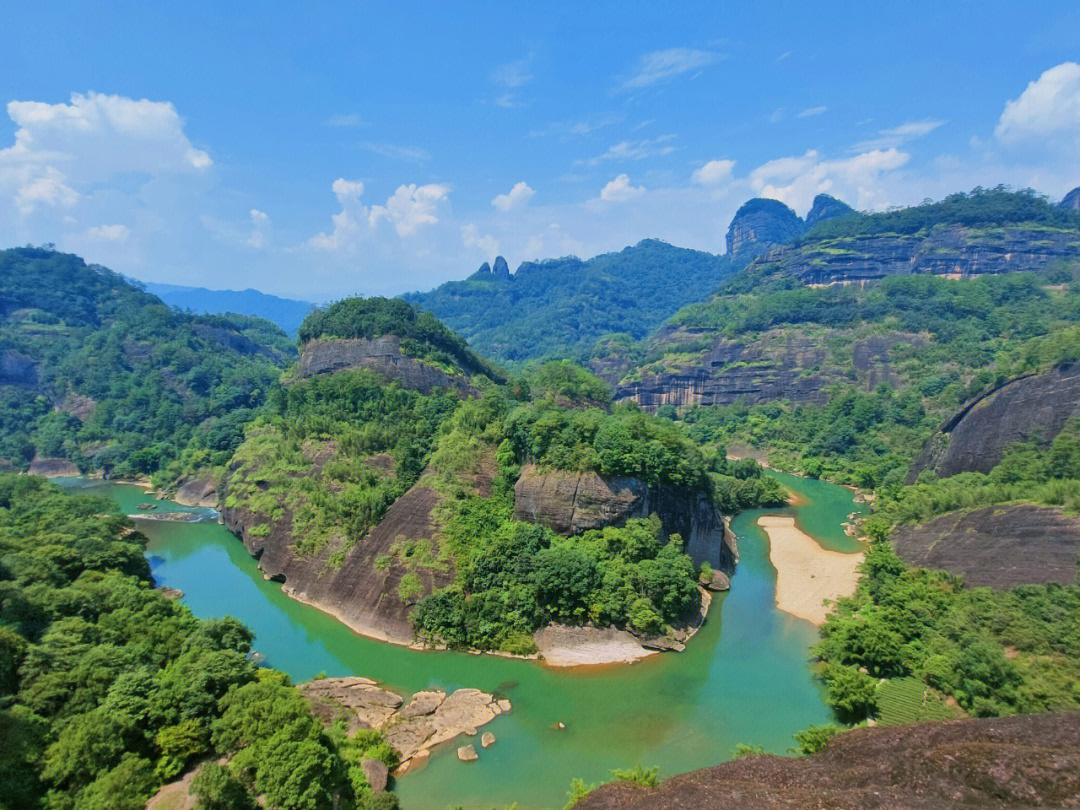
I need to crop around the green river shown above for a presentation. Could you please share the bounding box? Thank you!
[59,471,864,810]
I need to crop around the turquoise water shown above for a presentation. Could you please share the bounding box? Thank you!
[59,473,864,810]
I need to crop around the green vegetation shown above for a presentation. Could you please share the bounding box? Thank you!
[874,677,958,725]
[0,473,397,810]
[791,724,843,755]
[802,187,1080,241]
[0,247,290,481]
[298,296,500,380]
[815,540,1080,720]
[224,369,459,557]
[404,239,735,364]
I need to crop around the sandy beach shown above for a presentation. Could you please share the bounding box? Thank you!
[758,515,864,626]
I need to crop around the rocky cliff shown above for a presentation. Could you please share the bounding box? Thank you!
[726,198,805,259]
[891,504,1080,589]
[297,335,477,395]
[574,712,1080,810]
[221,474,454,645]
[804,193,855,227]
[759,224,1080,286]
[908,362,1080,480]
[608,327,923,409]
[1062,185,1080,212]
[513,464,737,571]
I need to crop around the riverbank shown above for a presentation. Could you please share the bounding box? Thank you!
[757,515,864,626]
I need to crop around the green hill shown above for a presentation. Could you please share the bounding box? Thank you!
[0,247,292,480]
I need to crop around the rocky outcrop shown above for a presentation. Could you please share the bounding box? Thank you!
[221,477,454,645]
[173,474,218,507]
[1061,186,1080,212]
[0,349,39,386]
[299,677,509,770]
[297,335,477,396]
[574,712,1080,810]
[513,464,736,571]
[891,504,1080,588]
[469,256,512,281]
[760,224,1080,286]
[27,456,79,477]
[908,362,1080,481]
[804,193,855,227]
[726,198,805,259]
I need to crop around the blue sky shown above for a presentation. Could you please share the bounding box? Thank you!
[3,1,1080,299]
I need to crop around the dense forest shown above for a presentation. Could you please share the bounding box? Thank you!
[0,248,291,482]
[403,240,735,364]
[0,474,400,810]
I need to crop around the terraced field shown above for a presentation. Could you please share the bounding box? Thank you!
[876,677,961,725]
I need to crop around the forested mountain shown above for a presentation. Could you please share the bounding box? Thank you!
[0,248,292,481]
[143,282,315,337]
[402,239,735,364]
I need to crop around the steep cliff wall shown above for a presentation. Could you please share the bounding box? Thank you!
[513,464,737,572]
[762,224,1080,286]
[221,476,454,645]
[891,504,1080,589]
[908,362,1080,481]
[297,335,477,396]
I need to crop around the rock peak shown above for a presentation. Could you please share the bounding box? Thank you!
[492,256,511,278]
[805,194,855,227]
[725,198,804,258]
[1061,186,1080,212]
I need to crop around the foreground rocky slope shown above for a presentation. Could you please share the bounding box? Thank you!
[575,713,1080,810]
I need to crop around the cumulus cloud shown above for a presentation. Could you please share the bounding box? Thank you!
[461,223,499,255]
[492,181,535,211]
[623,48,721,89]
[13,168,79,214]
[996,62,1080,145]
[599,174,646,202]
[691,159,735,186]
[749,148,910,212]
[86,223,129,241]
[370,183,450,236]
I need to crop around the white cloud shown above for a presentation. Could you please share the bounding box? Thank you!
[996,62,1080,145]
[854,119,944,151]
[797,106,828,118]
[493,59,533,89]
[492,181,535,211]
[623,48,721,89]
[325,113,366,127]
[461,223,499,255]
[247,209,270,248]
[370,183,450,237]
[13,168,79,214]
[332,178,365,202]
[749,148,910,212]
[582,135,677,167]
[691,159,735,186]
[86,223,129,241]
[599,174,646,202]
[362,143,431,162]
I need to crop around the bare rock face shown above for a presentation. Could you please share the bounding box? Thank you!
[908,362,1080,481]
[457,745,478,762]
[361,758,388,792]
[891,504,1080,588]
[0,349,39,386]
[300,677,508,770]
[574,712,1080,810]
[173,474,218,508]
[27,456,79,477]
[297,335,476,396]
[726,198,805,259]
[481,732,495,748]
[221,477,454,645]
[1061,185,1080,212]
[513,464,737,571]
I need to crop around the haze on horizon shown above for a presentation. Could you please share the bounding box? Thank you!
[3,1,1080,300]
